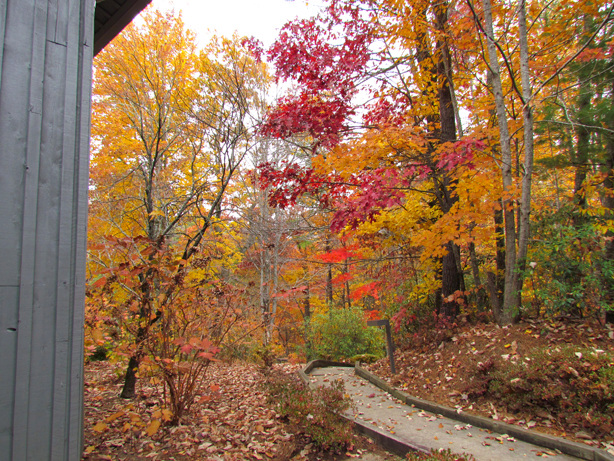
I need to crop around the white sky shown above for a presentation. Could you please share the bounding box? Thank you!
[151,0,326,47]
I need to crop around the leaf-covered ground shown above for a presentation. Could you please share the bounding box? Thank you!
[82,361,397,460]
[367,318,614,453]
[83,319,614,460]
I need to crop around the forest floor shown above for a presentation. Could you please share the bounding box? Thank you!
[367,316,614,451]
[82,359,396,461]
[82,318,614,460]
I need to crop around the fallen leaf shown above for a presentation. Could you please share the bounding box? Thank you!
[105,411,125,423]
[145,419,161,436]
[93,422,108,432]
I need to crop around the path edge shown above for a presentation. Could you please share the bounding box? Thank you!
[354,364,614,461]
[299,360,427,457]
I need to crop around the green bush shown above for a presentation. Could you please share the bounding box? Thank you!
[250,343,277,369]
[265,373,354,452]
[526,211,614,318]
[308,307,384,361]
[88,344,109,362]
[488,346,614,437]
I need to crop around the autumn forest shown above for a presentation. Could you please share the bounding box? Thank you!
[84,0,614,457]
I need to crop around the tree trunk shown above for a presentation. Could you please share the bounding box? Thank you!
[441,243,461,317]
[344,258,351,308]
[260,242,271,345]
[325,237,333,306]
[486,206,507,321]
[121,271,156,397]
[120,355,140,399]
[572,25,592,227]
[435,0,465,317]
[514,0,535,309]
[573,90,590,212]
[603,81,614,314]
[482,0,517,324]
[303,282,312,355]
[469,241,488,310]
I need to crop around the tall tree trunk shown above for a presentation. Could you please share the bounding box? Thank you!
[344,258,351,308]
[441,243,462,317]
[303,282,312,355]
[481,0,517,324]
[325,237,333,307]
[435,0,465,317]
[260,243,271,345]
[121,244,158,397]
[486,206,507,319]
[573,89,591,213]
[514,0,535,308]
[412,3,465,318]
[603,81,614,321]
[268,228,282,343]
[572,18,593,225]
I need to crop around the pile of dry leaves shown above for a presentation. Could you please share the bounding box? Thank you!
[83,318,614,460]
[82,361,387,460]
[84,361,310,460]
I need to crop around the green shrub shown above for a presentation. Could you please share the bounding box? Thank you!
[265,373,354,452]
[488,346,614,437]
[88,345,109,362]
[251,343,277,369]
[308,307,384,361]
[526,211,614,318]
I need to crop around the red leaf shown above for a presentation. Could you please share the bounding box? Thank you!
[331,272,353,286]
[316,247,361,263]
[350,281,380,301]
[91,276,107,288]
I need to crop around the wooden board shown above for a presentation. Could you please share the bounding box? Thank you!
[0,0,93,459]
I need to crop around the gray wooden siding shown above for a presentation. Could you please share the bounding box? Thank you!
[0,0,94,459]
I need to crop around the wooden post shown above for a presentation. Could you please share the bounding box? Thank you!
[367,319,396,374]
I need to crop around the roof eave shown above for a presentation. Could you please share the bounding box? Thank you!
[94,0,152,56]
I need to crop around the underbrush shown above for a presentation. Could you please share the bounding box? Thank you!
[483,345,614,437]
[264,371,355,452]
[392,308,491,352]
[308,307,384,361]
